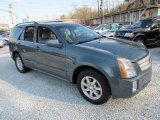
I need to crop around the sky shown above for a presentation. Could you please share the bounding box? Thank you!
[0,0,124,24]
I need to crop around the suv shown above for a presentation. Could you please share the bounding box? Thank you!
[9,22,152,104]
[115,18,160,46]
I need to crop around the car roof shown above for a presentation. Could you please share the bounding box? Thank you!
[16,21,81,28]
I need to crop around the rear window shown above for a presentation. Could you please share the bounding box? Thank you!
[11,26,23,40]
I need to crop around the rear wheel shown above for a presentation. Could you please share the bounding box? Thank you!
[77,69,111,104]
[14,54,30,73]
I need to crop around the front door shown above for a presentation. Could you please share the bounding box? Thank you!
[34,26,66,79]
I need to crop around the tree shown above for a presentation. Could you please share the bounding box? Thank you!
[60,14,67,19]
[60,6,98,19]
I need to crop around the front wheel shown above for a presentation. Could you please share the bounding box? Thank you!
[14,54,30,73]
[134,37,145,45]
[77,69,111,104]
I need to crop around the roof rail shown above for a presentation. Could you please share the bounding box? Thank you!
[16,21,38,26]
[38,20,64,23]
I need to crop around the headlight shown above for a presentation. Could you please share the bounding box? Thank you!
[118,58,137,78]
[124,33,134,38]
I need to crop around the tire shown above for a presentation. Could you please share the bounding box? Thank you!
[14,54,30,73]
[77,69,111,105]
[134,37,145,45]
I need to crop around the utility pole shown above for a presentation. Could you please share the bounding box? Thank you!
[100,0,103,24]
[9,1,14,25]
[97,0,100,17]
[106,0,109,14]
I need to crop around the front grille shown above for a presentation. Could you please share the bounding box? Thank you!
[138,55,152,71]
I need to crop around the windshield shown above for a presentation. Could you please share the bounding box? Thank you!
[110,24,119,31]
[94,24,105,30]
[57,25,101,44]
[132,19,154,28]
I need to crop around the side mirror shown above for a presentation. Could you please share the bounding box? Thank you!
[46,39,62,48]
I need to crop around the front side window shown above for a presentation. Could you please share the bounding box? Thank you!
[56,25,101,44]
[37,27,57,44]
[24,26,35,42]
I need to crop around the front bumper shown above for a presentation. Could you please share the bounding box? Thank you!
[112,67,152,98]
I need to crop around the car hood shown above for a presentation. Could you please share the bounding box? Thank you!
[77,38,148,62]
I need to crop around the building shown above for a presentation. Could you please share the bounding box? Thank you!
[89,2,160,26]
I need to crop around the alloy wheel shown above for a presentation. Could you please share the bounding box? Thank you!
[81,76,102,100]
[16,57,23,71]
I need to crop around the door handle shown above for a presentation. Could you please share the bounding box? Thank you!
[18,42,21,45]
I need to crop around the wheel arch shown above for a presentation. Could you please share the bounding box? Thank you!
[72,65,110,85]
[12,51,20,60]
[133,34,147,42]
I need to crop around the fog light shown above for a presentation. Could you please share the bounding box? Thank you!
[132,81,138,92]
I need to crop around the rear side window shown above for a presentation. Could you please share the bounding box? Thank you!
[11,26,23,40]
[19,30,25,40]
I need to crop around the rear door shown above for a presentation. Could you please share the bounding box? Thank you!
[34,26,66,79]
[18,26,37,68]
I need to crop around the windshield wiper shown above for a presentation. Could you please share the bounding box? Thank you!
[75,36,102,45]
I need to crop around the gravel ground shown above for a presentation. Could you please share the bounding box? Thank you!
[0,46,160,120]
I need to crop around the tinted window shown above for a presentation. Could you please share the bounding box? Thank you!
[132,19,154,28]
[24,26,35,42]
[37,27,57,44]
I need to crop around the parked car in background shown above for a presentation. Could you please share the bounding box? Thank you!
[86,26,94,30]
[9,22,152,104]
[0,40,4,48]
[94,24,106,34]
[94,23,122,37]
[0,30,9,45]
[115,18,160,46]
[119,25,131,30]
[0,35,9,45]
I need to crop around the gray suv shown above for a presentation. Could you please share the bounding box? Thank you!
[9,22,152,104]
